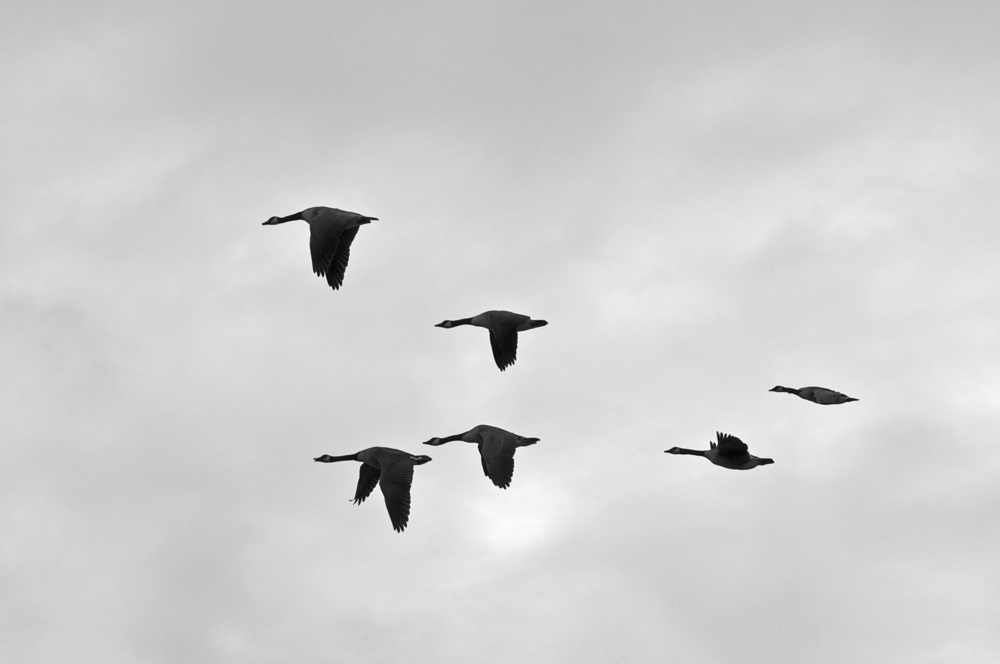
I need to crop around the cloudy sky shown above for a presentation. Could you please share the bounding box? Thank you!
[3,1,999,662]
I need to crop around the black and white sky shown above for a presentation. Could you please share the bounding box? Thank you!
[3,1,1000,662]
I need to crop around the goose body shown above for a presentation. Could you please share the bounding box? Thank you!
[769,385,857,405]
[423,424,539,488]
[264,206,377,290]
[435,310,547,371]
[665,432,773,471]
[314,447,431,532]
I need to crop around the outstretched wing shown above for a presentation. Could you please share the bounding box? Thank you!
[478,428,518,489]
[325,226,360,290]
[488,328,519,371]
[309,218,344,281]
[487,311,532,370]
[353,463,381,505]
[715,432,749,458]
[377,458,417,532]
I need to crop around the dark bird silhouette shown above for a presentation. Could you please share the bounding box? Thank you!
[769,385,858,405]
[665,432,773,471]
[423,424,539,489]
[263,206,377,290]
[434,310,547,371]
[314,447,431,532]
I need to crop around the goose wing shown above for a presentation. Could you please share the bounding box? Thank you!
[478,428,519,489]
[308,215,346,283]
[805,387,853,404]
[488,328,519,371]
[353,463,381,505]
[376,457,418,532]
[324,226,359,290]
[482,312,525,371]
[715,432,750,459]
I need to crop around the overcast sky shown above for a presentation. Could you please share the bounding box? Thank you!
[3,1,1000,662]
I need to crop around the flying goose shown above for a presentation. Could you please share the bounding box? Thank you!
[423,424,539,488]
[314,447,431,532]
[664,432,773,471]
[769,385,858,405]
[434,310,547,371]
[263,206,377,290]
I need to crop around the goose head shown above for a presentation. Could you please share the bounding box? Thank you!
[434,320,455,328]
[422,437,445,446]
[313,454,338,462]
[263,210,307,225]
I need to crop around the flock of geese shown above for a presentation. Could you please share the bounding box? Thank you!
[265,205,859,532]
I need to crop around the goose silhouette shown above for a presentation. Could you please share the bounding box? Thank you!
[423,425,539,488]
[264,206,376,290]
[769,385,858,405]
[665,432,773,471]
[435,310,547,371]
[314,447,430,532]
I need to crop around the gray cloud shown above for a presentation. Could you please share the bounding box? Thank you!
[2,1,999,662]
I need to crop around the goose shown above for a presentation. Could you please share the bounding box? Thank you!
[423,424,539,489]
[434,310,547,371]
[263,206,377,290]
[769,385,858,405]
[664,432,773,470]
[314,447,431,532]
